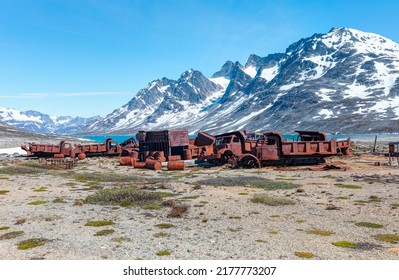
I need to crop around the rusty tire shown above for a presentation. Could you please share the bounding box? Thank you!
[237,154,261,169]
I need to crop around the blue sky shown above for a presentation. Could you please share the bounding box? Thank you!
[1,0,398,117]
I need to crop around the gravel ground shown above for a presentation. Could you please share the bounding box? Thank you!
[0,150,398,260]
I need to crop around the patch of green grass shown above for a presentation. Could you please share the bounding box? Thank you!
[0,226,10,231]
[0,231,24,240]
[155,223,174,229]
[227,227,242,232]
[17,238,47,250]
[355,222,384,229]
[199,201,208,204]
[270,215,280,218]
[156,250,171,256]
[334,183,362,189]
[296,220,306,223]
[27,200,47,205]
[195,177,300,190]
[354,200,368,204]
[268,231,279,235]
[85,220,114,227]
[0,177,9,180]
[295,252,314,259]
[320,175,337,179]
[306,230,335,236]
[52,197,66,203]
[229,216,241,220]
[85,187,162,208]
[0,190,10,195]
[238,192,249,195]
[153,232,168,238]
[391,203,399,208]
[255,239,266,243]
[362,178,385,184]
[251,194,295,206]
[373,234,399,244]
[94,229,115,236]
[177,196,199,201]
[368,196,382,203]
[336,196,348,200]
[331,240,359,248]
[0,164,48,175]
[201,219,208,223]
[111,237,132,243]
[141,204,163,210]
[158,192,180,198]
[33,187,47,192]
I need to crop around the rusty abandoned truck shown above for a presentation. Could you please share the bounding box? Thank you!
[21,138,123,158]
[136,129,214,162]
[198,130,351,168]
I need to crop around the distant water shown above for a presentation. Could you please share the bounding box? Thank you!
[80,133,399,144]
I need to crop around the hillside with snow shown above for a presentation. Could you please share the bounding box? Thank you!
[83,27,399,135]
[0,107,99,134]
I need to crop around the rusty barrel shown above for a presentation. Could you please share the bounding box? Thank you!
[183,149,192,160]
[77,153,86,160]
[145,159,162,170]
[134,161,147,168]
[131,151,139,159]
[168,155,181,162]
[119,156,136,166]
[54,154,64,159]
[167,160,185,171]
[157,156,166,162]
[154,151,165,158]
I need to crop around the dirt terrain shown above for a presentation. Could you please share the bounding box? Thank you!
[0,145,398,260]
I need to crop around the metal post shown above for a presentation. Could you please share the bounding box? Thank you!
[373,135,377,153]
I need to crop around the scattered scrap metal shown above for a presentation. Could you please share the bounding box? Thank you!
[21,128,353,171]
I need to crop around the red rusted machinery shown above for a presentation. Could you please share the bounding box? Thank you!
[136,129,214,162]
[199,130,351,168]
[21,141,75,158]
[74,138,121,157]
[388,142,399,165]
[119,137,140,156]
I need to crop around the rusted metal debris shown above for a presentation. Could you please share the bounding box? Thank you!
[388,142,399,165]
[198,130,351,168]
[39,157,77,169]
[21,138,138,159]
[22,128,352,171]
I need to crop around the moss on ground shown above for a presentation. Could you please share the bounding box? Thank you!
[306,230,335,236]
[94,229,115,236]
[373,234,399,244]
[334,183,362,189]
[295,252,314,259]
[195,177,300,190]
[354,222,383,229]
[17,238,47,250]
[331,240,359,248]
[85,188,162,207]
[0,231,24,240]
[85,220,114,227]
[27,200,48,205]
[251,194,295,206]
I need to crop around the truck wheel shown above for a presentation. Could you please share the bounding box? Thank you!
[237,154,261,169]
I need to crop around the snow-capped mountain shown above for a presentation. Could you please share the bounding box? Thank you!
[0,107,99,134]
[82,27,399,134]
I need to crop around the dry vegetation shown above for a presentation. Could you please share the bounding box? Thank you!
[0,148,398,260]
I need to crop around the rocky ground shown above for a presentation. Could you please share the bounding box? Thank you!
[0,138,398,260]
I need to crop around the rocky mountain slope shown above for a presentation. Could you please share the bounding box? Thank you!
[0,107,99,134]
[84,27,399,135]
